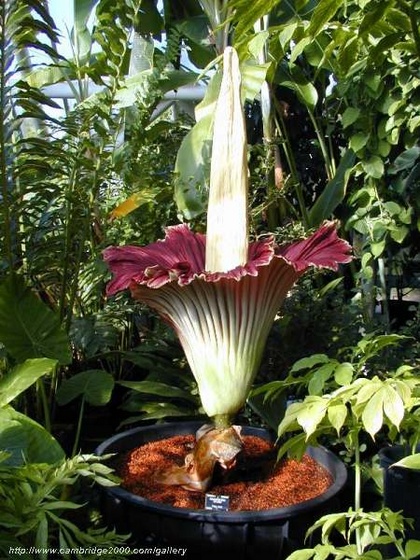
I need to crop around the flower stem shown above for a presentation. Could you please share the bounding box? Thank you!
[213,414,233,429]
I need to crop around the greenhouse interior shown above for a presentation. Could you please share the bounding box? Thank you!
[1,1,420,559]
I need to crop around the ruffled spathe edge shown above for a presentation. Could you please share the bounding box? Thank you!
[103,222,352,295]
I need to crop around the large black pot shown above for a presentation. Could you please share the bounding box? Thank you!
[379,445,420,542]
[96,422,347,559]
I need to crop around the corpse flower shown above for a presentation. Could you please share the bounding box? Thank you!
[104,47,352,491]
[104,222,351,420]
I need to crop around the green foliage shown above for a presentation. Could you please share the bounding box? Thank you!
[0,355,64,467]
[0,454,128,559]
[0,407,65,467]
[269,334,418,455]
[256,330,420,557]
[56,371,115,407]
[118,342,202,424]
[287,508,420,560]
[394,453,420,470]
[0,276,71,364]
[0,358,57,408]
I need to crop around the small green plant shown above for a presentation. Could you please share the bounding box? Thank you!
[0,453,129,559]
[287,508,420,560]
[257,333,420,558]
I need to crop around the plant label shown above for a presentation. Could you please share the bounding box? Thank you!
[205,493,230,511]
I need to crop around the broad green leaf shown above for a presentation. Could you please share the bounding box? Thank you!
[278,401,306,436]
[241,61,270,101]
[276,431,308,461]
[383,385,404,429]
[371,239,386,257]
[384,201,402,215]
[174,71,222,219]
[35,515,49,550]
[308,363,336,395]
[362,155,384,179]
[118,380,196,401]
[359,2,392,36]
[389,147,420,175]
[195,70,222,122]
[0,407,64,466]
[341,107,361,128]
[377,140,391,157]
[290,37,312,64]
[297,397,328,438]
[355,378,382,405]
[135,0,163,35]
[405,540,420,558]
[73,0,95,61]
[247,32,269,59]
[308,149,356,227]
[307,0,342,37]
[230,0,283,36]
[174,114,212,219]
[290,354,329,373]
[56,370,114,406]
[393,453,420,470]
[288,64,318,111]
[361,389,384,438]
[74,0,97,32]
[334,362,354,386]
[278,22,298,50]
[0,359,57,407]
[0,275,71,364]
[350,133,368,152]
[327,403,348,434]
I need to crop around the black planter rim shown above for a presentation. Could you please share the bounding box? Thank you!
[96,420,347,524]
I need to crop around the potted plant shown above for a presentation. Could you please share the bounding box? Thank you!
[264,334,420,559]
[379,446,420,545]
[378,374,420,544]
[99,47,351,557]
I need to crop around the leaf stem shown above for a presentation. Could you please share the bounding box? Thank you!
[71,396,85,457]
[354,433,362,555]
[37,379,52,433]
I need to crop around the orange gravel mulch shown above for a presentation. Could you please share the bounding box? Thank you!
[116,434,333,511]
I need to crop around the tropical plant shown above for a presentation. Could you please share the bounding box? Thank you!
[0,303,127,558]
[103,45,352,491]
[256,333,420,559]
[0,453,129,559]
[0,0,201,432]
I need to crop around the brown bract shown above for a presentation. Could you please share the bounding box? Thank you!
[155,425,243,492]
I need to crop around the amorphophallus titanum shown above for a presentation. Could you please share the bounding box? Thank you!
[103,47,352,491]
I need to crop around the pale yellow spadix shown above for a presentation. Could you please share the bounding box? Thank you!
[205,46,249,273]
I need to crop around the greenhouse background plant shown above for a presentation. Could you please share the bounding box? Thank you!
[255,333,420,559]
[0,0,419,553]
[0,453,129,559]
[1,0,418,426]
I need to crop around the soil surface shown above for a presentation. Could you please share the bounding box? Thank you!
[116,434,333,511]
